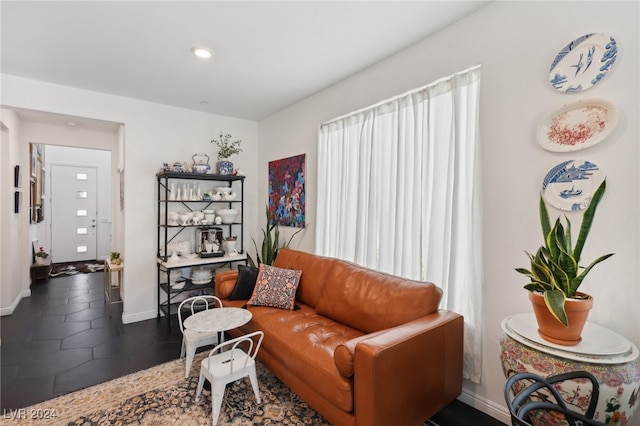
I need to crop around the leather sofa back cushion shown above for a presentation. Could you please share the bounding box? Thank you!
[274,249,335,308]
[316,260,443,333]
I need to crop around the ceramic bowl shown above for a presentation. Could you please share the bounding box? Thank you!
[191,268,212,282]
[167,211,179,221]
[216,209,238,224]
[192,211,204,220]
[179,214,190,224]
[222,192,237,201]
[202,209,215,215]
[215,187,233,195]
[204,214,216,222]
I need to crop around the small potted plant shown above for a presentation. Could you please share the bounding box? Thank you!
[515,179,613,345]
[211,132,242,175]
[110,251,122,265]
[35,247,50,265]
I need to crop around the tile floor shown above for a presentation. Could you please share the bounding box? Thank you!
[1,270,504,425]
[1,271,183,410]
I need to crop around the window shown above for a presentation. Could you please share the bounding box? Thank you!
[317,65,482,383]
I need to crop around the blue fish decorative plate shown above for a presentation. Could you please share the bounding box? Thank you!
[549,33,618,93]
[541,159,605,211]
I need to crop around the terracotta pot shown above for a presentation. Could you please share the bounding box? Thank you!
[529,291,593,346]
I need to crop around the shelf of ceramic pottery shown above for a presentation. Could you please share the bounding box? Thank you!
[156,172,247,330]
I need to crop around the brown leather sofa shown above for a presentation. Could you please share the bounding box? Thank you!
[215,248,463,426]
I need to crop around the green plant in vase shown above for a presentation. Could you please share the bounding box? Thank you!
[248,205,304,267]
[35,247,50,264]
[211,132,242,175]
[110,251,122,265]
[516,179,613,327]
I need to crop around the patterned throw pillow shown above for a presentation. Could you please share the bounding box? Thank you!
[247,264,302,310]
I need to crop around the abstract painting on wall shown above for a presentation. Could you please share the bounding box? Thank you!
[268,154,305,227]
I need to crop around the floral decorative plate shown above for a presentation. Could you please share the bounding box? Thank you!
[541,159,604,211]
[537,99,618,152]
[549,33,618,93]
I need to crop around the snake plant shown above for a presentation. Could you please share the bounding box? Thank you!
[515,179,614,327]
[247,205,304,267]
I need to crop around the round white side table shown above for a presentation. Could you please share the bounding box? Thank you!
[183,307,252,334]
[500,314,640,425]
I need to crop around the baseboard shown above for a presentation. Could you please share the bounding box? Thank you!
[0,289,31,316]
[458,388,511,424]
[121,309,157,324]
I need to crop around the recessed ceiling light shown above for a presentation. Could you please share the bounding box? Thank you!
[191,47,212,59]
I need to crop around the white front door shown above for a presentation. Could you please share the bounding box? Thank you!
[51,165,98,262]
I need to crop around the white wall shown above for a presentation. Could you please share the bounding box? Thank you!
[0,109,31,315]
[43,145,112,261]
[258,1,639,421]
[0,79,259,323]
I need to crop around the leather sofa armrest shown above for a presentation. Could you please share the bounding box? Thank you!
[335,330,386,377]
[352,310,464,426]
[215,270,239,299]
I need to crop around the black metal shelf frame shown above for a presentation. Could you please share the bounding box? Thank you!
[156,172,246,331]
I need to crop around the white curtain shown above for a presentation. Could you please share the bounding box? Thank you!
[316,66,483,383]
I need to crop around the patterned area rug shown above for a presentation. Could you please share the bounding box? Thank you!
[49,261,104,277]
[2,353,330,425]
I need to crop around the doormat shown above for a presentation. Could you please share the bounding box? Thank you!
[49,261,104,277]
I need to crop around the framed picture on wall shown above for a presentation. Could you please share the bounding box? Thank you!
[30,144,37,178]
[30,179,37,223]
[268,153,306,228]
[14,165,21,188]
[14,191,21,213]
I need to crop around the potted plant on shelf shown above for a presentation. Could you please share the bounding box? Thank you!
[35,247,50,265]
[110,251,122,265]
[515,179,614,346]
[247,205,304,267]
[211,132,242,175]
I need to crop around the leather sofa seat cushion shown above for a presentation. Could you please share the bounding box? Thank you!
[273,249,335,308]
[316,260,443,334]
[247,303,362,412]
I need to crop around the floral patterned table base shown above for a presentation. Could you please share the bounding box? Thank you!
[500,336,640,425]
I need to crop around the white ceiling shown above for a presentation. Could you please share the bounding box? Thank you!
[1,1,490,122]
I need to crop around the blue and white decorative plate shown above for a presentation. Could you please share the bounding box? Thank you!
[541,159,605,211]
[549,33,618,93]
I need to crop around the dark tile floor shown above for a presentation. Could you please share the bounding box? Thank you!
[1,270,504,425]
[1,271,184,410]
